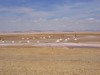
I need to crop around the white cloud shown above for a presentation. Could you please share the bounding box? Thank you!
[0,16,100,32]
[0,7,33,14]
[0,0,100,32]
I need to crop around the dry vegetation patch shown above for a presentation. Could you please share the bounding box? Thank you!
[0,47,100,75]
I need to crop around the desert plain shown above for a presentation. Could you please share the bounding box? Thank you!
[0,32,100,75]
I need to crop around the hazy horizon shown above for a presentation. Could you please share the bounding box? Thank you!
[0,0,100,32]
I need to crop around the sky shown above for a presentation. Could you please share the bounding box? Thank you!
[0,0,100,32]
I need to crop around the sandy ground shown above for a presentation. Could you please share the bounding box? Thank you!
[0,47,100,75]
[0,32,100,75]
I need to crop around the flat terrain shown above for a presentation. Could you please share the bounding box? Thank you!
[0,47,100,75]
[0,32,100,75]
[0,32,100,42]
[0,32,100,45]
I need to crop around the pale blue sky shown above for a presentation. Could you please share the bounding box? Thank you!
[0,0,100,32]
